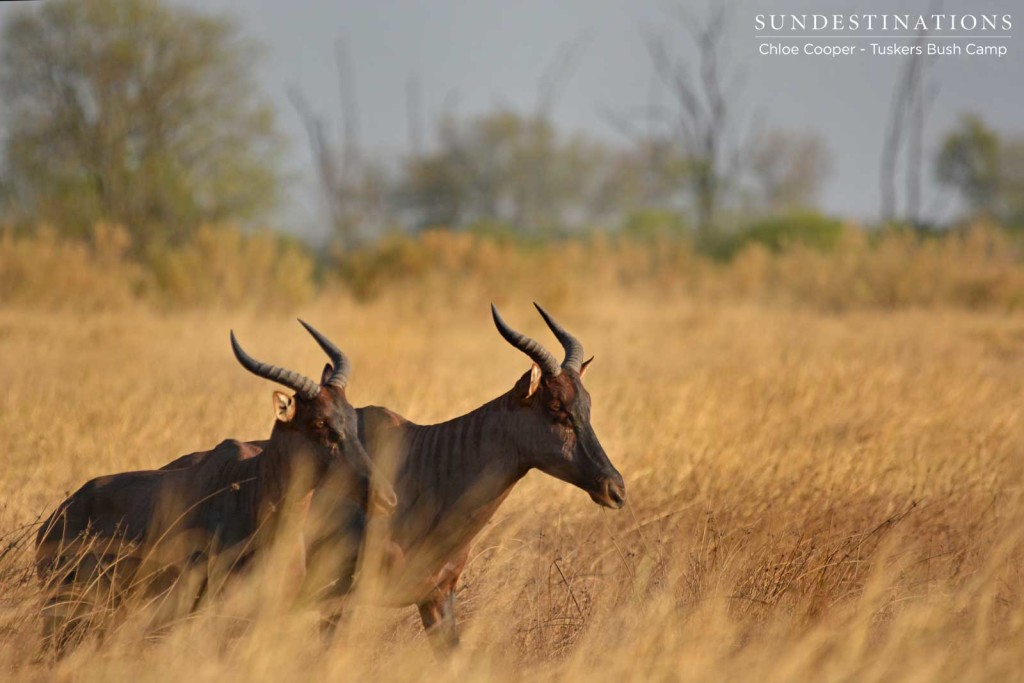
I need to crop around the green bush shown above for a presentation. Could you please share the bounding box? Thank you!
[620,209,689,241]
[738,211,844,253]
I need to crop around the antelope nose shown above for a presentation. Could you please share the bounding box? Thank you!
[605,478,626,509]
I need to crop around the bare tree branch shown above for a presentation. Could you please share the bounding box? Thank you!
[881,0,941,226]
[406,73,423,156]
[288,86,346,243]
[536,34,590,119]
[334,37,361,182]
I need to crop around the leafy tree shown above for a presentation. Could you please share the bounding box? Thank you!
[1000,139,1024,228]
[936,114,1001,217]
[0,0,283,248]
[400,109,622,234]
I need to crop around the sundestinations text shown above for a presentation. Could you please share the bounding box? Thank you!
[755,14,1012,32]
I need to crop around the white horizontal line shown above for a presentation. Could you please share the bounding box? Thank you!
[755,35,1012,39]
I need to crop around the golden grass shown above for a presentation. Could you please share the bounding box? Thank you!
[0,224,316,312]
[1,285,1023,681]
[6,221,1024,314]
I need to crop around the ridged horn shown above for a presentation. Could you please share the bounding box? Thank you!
[298,319,351,389]
[533,303,585,373]
[491,304,561,376]
[230,331,321,400]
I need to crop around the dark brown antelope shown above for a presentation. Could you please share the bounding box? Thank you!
[35,321,396,649]
[308,303,625,655]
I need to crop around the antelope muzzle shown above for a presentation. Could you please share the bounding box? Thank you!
[590,470,626,509]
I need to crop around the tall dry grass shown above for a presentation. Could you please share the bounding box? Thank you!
[344,223,1024,312]
[0,277,1023,681]
[0,224,316,312]
[5,220,1024,313]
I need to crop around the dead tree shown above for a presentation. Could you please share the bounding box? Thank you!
[289,38,380,248]
[643,2,754,240]
[880,1,941,228]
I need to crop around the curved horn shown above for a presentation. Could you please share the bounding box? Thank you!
[298,319,351,389]
[491,304,561,376]
[230,331,320,400]
[533,303,585,373]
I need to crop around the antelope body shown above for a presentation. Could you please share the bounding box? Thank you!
[308,304,626,654]
[35,322,396,649]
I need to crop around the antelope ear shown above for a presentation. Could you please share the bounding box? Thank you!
[272,391,296,422]
[525,363,542,399]
[579,356,595,378]
[320,363,334,386]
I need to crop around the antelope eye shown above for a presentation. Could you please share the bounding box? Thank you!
[314,420,326,430]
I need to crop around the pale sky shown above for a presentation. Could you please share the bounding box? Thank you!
[1,0,1021,238]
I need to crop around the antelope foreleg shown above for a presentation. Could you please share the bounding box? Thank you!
[417,588,459,657]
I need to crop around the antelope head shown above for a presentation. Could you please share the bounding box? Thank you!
[230,321,398,515]
[492,304,626,509]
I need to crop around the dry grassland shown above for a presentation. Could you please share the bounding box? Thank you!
[0,287,1022,681]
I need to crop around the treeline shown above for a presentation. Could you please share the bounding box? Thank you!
[1,0,1024,305]
[0,0,836,251]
